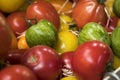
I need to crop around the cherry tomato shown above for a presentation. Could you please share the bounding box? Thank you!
[0,65,37,80]
[26,0,60,30]
[54,30,78,54]
[7,11,29,37]
[113,54,120,69]
[17,35,29,49]
[0,12,13,58]
[72,40,113,80]
[72,0,108,28]
[60,76,78,80]
[49,0,73,15]
[21,45,62,80]
[0,0,25,13]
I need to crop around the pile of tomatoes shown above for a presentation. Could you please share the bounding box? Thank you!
[0,0,120,80]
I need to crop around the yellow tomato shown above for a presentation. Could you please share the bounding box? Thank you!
[17,35,29,49]
[60,76,78,80]
[117,19,120,26]
[54,30,78,54]
[0,0,25,13]
[113,54,120,69]
[105,0,115,17]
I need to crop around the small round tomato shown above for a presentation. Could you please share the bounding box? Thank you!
[113,54,120,69]
[7,11,29,37]
[60,76,78,80]
[72,0,108,28]
[26,0,60,30]
[17,35,29,49]
[0,0,26,13]
[72,40,113,80]
[54,30,78,54]
[0,65,37,80]
[49,0,73,15]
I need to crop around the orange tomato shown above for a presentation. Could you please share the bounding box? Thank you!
[17,35,29,49]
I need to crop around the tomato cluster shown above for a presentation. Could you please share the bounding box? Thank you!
[0,0,120,80]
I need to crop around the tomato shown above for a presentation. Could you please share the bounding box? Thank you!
[72,40,113,80]
[49,0,73,15]
[17,35,29,49]
[60,51,74,77]
[105,0,115,17]
[0,0,25,13]
[21,45,62,80]
[54,30,78,54]
[60,76,78,80]
[7,11,29,37]
[72,0,108,28]
[4,49,27,64]
[26,0,60,30]
[0,65,37,80]
[0,12,13,58]
[113,54,120,69]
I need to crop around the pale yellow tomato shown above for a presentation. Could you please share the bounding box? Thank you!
[113,54,120,69]
[0,0,25,13]
[54,30,78,54]
[60,76,78,80]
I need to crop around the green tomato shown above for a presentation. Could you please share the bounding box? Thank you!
[113,0,120,17]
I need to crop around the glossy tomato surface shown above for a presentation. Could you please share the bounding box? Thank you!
[0,12,13,58]
[72,0,108,28]
[7,11,29,37]
[72,40,113,80]
[26,0,60,30]
[21,45,62,80]
[0,65,37,80]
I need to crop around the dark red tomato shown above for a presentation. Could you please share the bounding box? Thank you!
[4,49,27,64]
[72,40,113,80]
[26,0,60,30]
[21,45,62,80]
[0,12,13,58]
[105,16,119,35]
[72,0,108,29]
[7,11,29,37]
[60,51,74,77]
[0,65,37,80]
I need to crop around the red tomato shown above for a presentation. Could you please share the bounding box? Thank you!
[72,0,108,28]
[21,45,62,80]
[26,0,60,30]
[0,12,13,58]
[0,65,37,80]
[72,40,113,80]
[7,11,29,37]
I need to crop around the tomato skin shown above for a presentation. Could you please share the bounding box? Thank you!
[0,0,25,13]
[21,45,62,80]
[0,65,37,80]
[72,40,113,80]
[7,11,29,37]
[0,12,13,58]
[26,0,60,30]
[72,0,108,28]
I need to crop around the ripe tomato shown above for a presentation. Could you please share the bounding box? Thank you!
[21,45,62,80]
[72,40,113,80]
[72,0,108,28]
[17,35,29,49]
[26,0,60,30]
[0,65,37,80]
[0,0,25,13]
[7,11,29,37]
[0,12,13,58]
[49,0,73,15]
[54,30,78,54]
